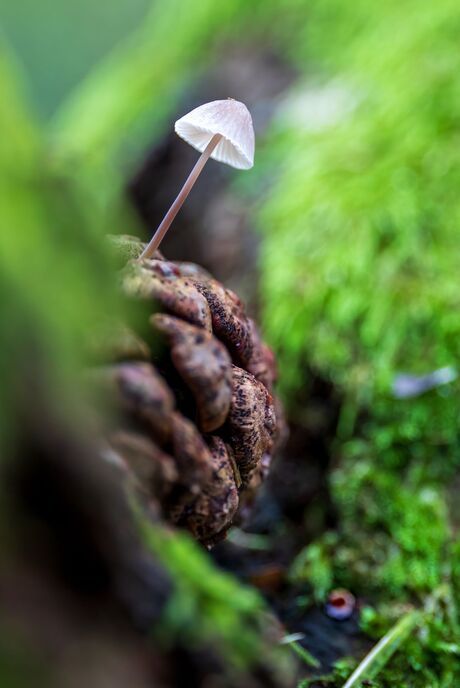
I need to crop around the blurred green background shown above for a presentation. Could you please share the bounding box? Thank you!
[2,0,460,685]
[0,0,151,118]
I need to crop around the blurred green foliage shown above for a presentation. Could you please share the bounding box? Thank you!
[257,0,460,684]
[261,0,460,404]
[142,523,293,680]
[0,0,151,118]
[0,43,119,450]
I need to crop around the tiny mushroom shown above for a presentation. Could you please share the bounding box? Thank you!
[139,99,255,260]
[325,589,356,621]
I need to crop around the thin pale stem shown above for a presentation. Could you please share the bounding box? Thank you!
[139,133,222,260]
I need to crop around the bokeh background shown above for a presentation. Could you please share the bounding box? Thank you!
[2,1,460,686]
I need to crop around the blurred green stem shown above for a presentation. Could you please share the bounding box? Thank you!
[343,609,420,688]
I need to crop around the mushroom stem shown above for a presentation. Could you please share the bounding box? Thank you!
[139,133,223,260]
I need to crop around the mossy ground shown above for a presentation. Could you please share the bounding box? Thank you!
[256,0,460,684]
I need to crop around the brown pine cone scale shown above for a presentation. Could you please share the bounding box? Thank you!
[152,313,232,433]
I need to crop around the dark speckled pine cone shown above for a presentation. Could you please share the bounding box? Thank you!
[92,235,286,546]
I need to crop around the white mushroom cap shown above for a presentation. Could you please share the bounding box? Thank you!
[174,99,255,170]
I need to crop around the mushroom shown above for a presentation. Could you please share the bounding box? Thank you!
[139,99,255,260]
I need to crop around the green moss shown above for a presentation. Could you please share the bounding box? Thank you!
[260,0,460,408]
[141,522,294,682]
[259,1,460,683]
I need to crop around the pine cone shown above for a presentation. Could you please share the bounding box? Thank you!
[93,235,285,546]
